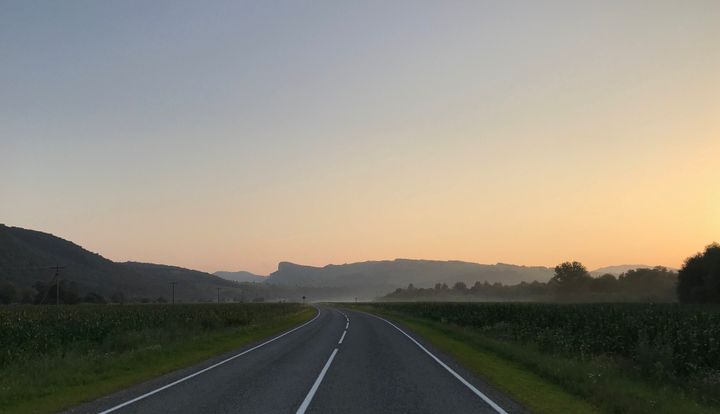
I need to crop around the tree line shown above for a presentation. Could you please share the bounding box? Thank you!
[0,279,127,305]
[385,243,720,303]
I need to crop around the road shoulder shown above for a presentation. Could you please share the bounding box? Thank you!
[52,307,316,414]
[343,305,599,414]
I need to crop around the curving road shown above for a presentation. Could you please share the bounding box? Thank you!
[64,306,528,414]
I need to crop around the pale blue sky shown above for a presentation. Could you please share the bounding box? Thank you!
[2,1,719,273]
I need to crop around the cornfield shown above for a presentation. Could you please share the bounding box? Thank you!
[0,303,303,366]
[373,302,720,377]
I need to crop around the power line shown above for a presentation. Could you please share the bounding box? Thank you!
[38,264,66,305]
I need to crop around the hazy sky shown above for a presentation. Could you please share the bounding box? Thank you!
[1,1,719,274]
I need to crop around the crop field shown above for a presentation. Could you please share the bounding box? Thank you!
[0,303,310,413]
[372,302,720,377]
[0,303,304,366]
[361,302,720,412]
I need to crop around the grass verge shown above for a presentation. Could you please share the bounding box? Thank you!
[348,305,719,414]
[0,306,314,414]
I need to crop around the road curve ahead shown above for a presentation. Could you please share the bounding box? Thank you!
[66,306,528,414]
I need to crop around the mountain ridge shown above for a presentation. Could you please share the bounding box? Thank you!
[214,270,266,283]
[263,258,555,297]
[590,264,677,276]
[2,224,676,301]
[0,225,241,301]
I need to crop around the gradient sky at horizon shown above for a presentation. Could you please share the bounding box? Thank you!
[1,1,719,274]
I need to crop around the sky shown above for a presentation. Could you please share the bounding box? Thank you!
[1,1,719,275]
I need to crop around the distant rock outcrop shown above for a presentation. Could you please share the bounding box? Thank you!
[265,258,555,298]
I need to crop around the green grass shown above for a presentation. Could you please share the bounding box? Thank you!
[0,306,314,414]
[349,305,720,414]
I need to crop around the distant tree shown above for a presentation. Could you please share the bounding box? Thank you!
[678,243,720,303]
[407,283,416,291]
[618,267,676,301]
[156,296,168,303]
[470,281,484,293]
[591,273,618,294]
[452,282,468,292]
[252,297,265,303]
[0,281,17,304]
[551,261,592,295]
[32,280,80,304]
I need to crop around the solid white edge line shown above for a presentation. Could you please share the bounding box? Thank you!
[345,322,349,329]
[296,348,338,414]
[98,308,322,414]
[362,311,508,414]
[338,330,347,344]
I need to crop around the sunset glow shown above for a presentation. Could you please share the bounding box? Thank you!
[2,1,718,274]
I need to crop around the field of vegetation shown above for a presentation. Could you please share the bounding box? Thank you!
[0,303,313,414]
[358,302,720,413]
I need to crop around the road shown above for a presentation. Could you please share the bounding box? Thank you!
[65,306,528,414]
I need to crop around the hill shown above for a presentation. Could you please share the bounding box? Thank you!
[265,259,554,298]
[590,264,669,276]
[0,225,240,301]
[214,270,266,283]
[5,224,673,302]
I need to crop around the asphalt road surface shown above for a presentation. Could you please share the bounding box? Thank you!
[65,306,528,414]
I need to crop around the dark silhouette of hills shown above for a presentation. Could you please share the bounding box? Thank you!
[3,224,677,302]
[264,259,554,298]
[214,270,266,283]
[0,225,240,301]
[589,264,676,276]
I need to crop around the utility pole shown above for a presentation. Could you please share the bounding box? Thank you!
[217,288,221,304]
[171,282,177,304]
[302,295,306,305]
[50,264,65,305]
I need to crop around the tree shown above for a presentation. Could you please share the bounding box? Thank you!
[678,243,720,303]
[33,280,80,304]
[452,282,468,292]
[618,267,676,301]
[591,273,618,294]
[551,261,591,295]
